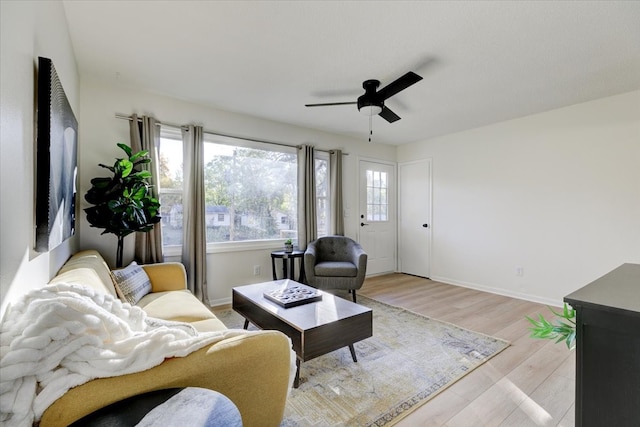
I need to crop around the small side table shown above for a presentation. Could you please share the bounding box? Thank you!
[271,249,305,282]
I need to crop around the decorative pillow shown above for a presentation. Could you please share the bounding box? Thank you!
[112,261,152,305]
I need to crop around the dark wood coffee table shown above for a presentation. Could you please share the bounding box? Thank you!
[232,280,373,387]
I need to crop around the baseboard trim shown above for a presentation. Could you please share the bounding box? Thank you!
[429,275,564,308]
[208,297,232,308]
[210,276,564,309]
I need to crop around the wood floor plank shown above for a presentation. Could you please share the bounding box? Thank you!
[500,366,575,427]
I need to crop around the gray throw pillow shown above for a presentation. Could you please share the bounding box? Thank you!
[112,261,152,305]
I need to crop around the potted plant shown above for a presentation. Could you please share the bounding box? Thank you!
[284,239,294,253]
[84,143,161,267]
[526,303,576,350]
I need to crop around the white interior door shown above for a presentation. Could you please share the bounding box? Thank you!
[359,160,396,275]
[399,159,431,278]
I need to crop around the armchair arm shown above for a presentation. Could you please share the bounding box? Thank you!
[41,331,293,427]
[141,263,187,292]
[304,243,317,282]
[350,243,368,283]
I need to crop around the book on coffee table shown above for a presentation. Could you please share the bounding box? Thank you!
[264,281,322,308]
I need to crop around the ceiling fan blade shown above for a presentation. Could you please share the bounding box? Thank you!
[376,71,423,101]
[305,101,357,107]
[379,106,401,123]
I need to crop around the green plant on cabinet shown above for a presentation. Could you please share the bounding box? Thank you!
[526,303,576,350]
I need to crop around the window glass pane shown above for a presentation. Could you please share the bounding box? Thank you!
[202,140,297,243]
[366,169,388,222]
[158,131,183,246]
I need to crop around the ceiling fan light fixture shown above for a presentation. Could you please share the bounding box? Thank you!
[359,104,382,116]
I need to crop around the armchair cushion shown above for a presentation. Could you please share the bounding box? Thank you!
[314,261,357,277]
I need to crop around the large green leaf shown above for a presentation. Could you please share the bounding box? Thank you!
[117,159,134,178]
[130,150,149,162]
[132,170,152,180]
[117,143,132,157]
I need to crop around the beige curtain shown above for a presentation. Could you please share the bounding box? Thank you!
[330,149,344,235]
[297,145,316,250]
[129,114,164,264]
[181,125,207,301]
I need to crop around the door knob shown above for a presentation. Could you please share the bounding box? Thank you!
[422,224,429,228]
[361,222,369,227]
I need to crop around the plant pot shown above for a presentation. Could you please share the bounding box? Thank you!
[284,244,294,253]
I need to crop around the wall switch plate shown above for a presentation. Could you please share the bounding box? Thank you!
[253,265,261,276]
[516,267,524,277]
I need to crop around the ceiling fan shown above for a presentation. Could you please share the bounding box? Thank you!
[305,71,423,123]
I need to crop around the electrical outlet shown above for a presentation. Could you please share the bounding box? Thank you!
[516,267,524,277]
[253,265,261,276]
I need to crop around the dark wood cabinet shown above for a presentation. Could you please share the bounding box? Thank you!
[564,263,640,427]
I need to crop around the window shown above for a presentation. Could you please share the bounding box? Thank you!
[202,134,297,243]
[366,169,388,221]
[157,128,184,247]
[157,126,330,251]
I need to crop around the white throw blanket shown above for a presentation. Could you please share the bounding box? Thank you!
[0,283,247,427]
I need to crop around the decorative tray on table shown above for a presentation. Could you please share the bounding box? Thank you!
[264,281,322,308]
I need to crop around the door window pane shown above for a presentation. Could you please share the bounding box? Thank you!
[366,169,388,222]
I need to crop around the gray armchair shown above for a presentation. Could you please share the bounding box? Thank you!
[304,236,368,303]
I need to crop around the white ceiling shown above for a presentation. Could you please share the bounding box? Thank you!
[63,1,640,145]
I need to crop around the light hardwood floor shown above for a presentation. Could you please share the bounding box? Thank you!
[358,273,575,427]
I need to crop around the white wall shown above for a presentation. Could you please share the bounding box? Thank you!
[0,1,80,319]
[398,91,640,306]
[78,79,396,305]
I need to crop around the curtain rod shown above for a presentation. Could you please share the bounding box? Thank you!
[115,113,347,155]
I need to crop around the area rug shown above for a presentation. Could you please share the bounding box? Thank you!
[214,295,509,426]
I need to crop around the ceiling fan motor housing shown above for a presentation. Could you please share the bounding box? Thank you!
[358,80,383,115]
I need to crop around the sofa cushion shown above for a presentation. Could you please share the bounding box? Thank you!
[190,318,229,333]
[49,250,118,297]
[112,262,152,304]
[137,290,217,323]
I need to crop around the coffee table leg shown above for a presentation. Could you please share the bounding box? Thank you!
[294,359,301,388]
[348,344,358,362]
[243,319,249,330]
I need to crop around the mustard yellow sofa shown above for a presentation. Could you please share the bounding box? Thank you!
[41,250,293,427]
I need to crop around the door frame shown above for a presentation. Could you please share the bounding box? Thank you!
[398,158,432,278]
[357,156,397,274]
